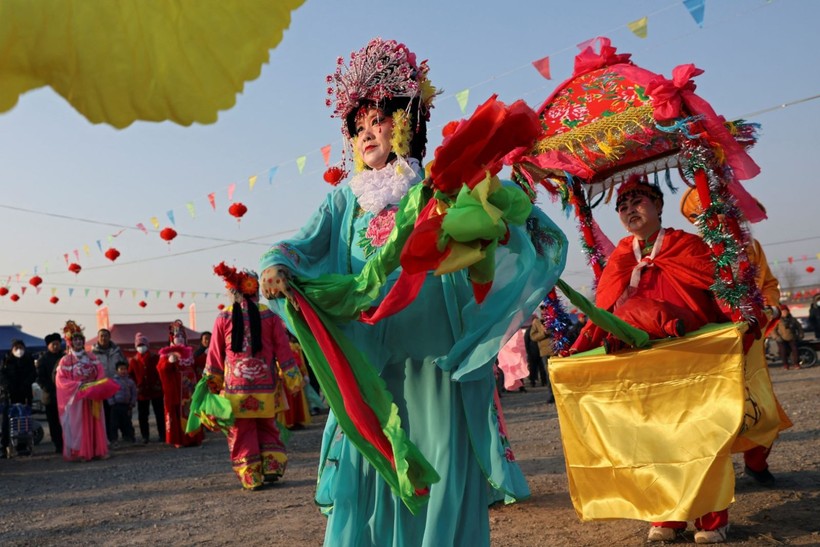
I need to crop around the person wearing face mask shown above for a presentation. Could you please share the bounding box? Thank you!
[157,321,203,447]
[1,339,38,457]
[128,333,165,444]
[35,333,65,453]
[55,321,118,461]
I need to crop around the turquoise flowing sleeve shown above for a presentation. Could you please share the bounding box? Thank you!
[439,196,568,382]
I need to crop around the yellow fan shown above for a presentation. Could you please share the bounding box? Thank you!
[0,0,304,128]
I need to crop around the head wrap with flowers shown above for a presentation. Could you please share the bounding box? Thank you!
[213,262,260,298]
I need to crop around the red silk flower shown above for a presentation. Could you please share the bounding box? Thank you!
[105,248,121,262]
[95,298,104,306]
[429,96,541,195]
[0,287,8,296]
[228,202,248,222]
[138,300,147,308]
[160,227,177,243]
[807,266,816,274]
[29,275,43,287]
[10,294,20,302]
[68,263,82,275]
[177,302,185,310]
[49,296,59,304]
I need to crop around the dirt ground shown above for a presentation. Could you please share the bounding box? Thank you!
[1,362,818,546]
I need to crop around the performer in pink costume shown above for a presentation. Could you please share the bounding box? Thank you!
[205,262,302,490]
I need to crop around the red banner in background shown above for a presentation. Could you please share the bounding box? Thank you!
[96,306,110,331]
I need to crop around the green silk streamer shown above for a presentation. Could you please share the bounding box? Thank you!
[186,377,235,434]
[284,295,441,515]
[556,278,651,348]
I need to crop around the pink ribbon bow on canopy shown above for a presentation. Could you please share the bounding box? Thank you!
[645,64,765,222]
[573,37,633,75]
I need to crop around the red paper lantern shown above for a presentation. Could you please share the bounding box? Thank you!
[94,298,104,306]
[807,266,816,274]
[10,294,20,302]
[138,300,148,308]
[0,287,9,296]
[160,227,178,243]
[68,263,82,274]
[228,202,248,222]
[29,275,43,287]
[323,166,345,186]
[177,302,185,310]
[217,303,225,310]
[104,248,121,262]
[49,296,59,304]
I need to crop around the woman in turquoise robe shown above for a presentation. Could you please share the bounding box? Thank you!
[260,38,567,547]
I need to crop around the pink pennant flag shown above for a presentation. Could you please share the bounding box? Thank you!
[577,37,599,52]
[119,289,125,298]
[36,287,42,294]
[321,144,332,166]
[208,192,216,210]
[181,291,186,298]
[169,291,174,299]
[136,223,148,235]
[21,287,27,295]
[228,183,236,201]
[531,56,551,79]
[104,289,110,297]
[64,253,69,265]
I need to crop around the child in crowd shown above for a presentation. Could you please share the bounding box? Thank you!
[108,361,137,446]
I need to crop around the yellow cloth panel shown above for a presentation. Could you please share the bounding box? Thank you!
[0,0,304,128]
[731,338,792,452]
[550,324,747,522]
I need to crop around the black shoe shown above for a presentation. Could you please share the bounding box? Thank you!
[744,465,775,487]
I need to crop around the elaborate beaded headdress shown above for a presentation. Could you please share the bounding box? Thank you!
[326,37,437,141]
[63,319,84,342]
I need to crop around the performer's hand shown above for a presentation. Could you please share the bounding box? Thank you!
[261,266,299,310]
[168,353,179,363]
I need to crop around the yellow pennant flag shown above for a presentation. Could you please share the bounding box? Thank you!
[83,244,91,256]
[150,216,160,229]
[628,16,648,39]
[186,202,196,218]
[51,287,57,296]
[455,89,470,114]
[132,289,137,298]
[249,175,258,191]
[296,155,307,174]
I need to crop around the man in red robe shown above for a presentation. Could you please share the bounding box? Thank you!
[572,176,727,354]
[571,176,731,543]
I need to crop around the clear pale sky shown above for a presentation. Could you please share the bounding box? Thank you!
[1,0,818,339]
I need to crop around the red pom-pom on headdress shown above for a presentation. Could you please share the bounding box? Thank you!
[213,262,259,297]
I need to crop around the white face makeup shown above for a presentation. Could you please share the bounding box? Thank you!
[354,108,394,170]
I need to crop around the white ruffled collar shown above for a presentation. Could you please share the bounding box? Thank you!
[348,157,421,214]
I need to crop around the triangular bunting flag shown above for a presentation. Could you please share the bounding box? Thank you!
[228,183,236,200]
[268,167,278,184]
[296,156,307,174]
[531,56,551,79]
[51,287,57,296]
[35,287,42,294]
[455,89,470,114]
[249,175,258,191]
[208,193,216,210]
[186,202,196,218]
[143,290,148,298]
[64,254,69,264]
[155,290,161,298]
[628,16,648,38]
[150,217,160,229]
[321,144,332,166]
[74,248,82,261]
[577,37,599,51]
[68,288,74,297]
[104,289,110,297]
[166,210,175,225]
[84,288,90,297]
[83,244,91,256]
[169,291,174,299]
[181,291,186,298]
[136,223,148,235]
[683,0,705,27]
[21,286,26,295]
